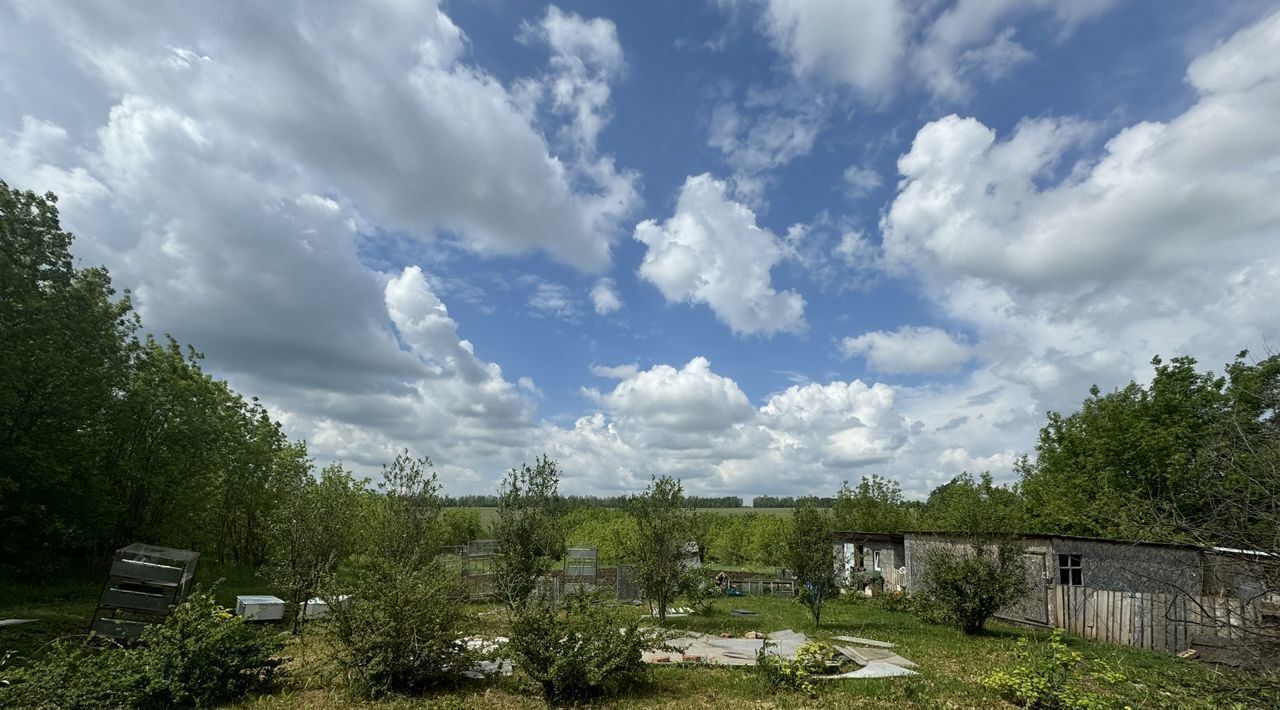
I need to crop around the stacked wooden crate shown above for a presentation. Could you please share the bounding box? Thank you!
[90,543,200,641]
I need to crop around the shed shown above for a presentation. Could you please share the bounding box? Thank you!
[831,531,906,592]
[901,531,1275,659]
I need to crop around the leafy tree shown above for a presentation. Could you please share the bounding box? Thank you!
[749,514,791,568]
[832,474,913,533]
[785,503,839,627]
[1019,354,1278,538]
[0,182,136,572]
[563,507,637,565]
[919,540,1029,634]
[922,472,1026,534]
[628,475,694,624]
[493,455,565,609]
[263,463,368,631]
[436,507,483,547]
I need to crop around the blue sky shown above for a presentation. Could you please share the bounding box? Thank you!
[3,0,1279,498]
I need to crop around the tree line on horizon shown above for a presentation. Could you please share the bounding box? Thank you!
[3,180,1277,580]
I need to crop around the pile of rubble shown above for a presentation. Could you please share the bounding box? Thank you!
[643,630,917,678]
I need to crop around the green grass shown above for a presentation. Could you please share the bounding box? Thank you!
[4,571,1243,709]
[223,595,1235,709]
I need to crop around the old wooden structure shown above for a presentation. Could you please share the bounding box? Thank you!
[900,532,1278,661]
[832,531,907,592]
[90,543,200,641]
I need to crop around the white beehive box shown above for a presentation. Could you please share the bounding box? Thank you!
[235,595,285,621]
[300,595,350,619]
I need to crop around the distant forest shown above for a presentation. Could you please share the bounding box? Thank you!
[442,494,835,509]
[4,180,1277,578]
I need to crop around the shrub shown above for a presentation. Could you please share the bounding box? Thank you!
[134,590,285,707]
[0,590,282,709]
[0,638,143,709]
[323,451,474,696]
[982,629,1126,709]
[508,590,662,704]
[326,557,472,696]
[919,540,1029,633]
[493,455,565,610]
[754,640,832,695]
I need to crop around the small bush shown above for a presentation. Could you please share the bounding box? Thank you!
[508,590,662,704]
[919,540,1029,633]
[982,629,1125,709]
[325,556,472,696]
[755,640,832,695]
[134,590,284,706]
[0,590,282,709]
[323,451,475,697]
[0,638,143,709]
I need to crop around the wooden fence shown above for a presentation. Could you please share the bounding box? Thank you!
[1050,586,1267,653]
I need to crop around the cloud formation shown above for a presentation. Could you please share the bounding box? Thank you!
[634,174,806,336]
[842,326,972,375]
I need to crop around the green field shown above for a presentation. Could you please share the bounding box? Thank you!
[469,506,795,528]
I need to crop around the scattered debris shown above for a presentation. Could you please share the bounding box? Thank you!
[652,606,693,617]
[639,629,920,679]
[815,661,917,679]
[1177,648,1199,659]
[833,635,896,649]
[835,645,917,669]
[730,608,759,617]
[719,632,733,638]
[460,636,513,678]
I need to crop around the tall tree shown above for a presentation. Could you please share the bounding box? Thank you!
[0,182,136,572]
[493,455,565,609]
[922,472,1026,534]
[1019,355,1261,538]
[785,503,838,627]
[832,474,913,533]
[263,463,368,630]
[628,475,692,624]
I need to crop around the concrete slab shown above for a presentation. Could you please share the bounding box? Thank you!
[835,645,918,669]
[817,661,917,679]
[832,635,896,648]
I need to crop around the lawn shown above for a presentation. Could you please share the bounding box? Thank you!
[4,571,1241,709]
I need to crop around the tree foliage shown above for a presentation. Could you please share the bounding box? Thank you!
[263,463,368,631]
[627,475,695,624]
[832,475,914,533]
[785,503,839,627]
[919,540,1030,634]
[0,181,309,575]
[921,472,1027,534]
[493,455,565,609]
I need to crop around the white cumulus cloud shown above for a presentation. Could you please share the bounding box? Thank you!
[841,326,973,375]
[634,173,806,336]
[589,277,623,314]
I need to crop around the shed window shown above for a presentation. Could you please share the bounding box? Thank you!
[873,550,882,571]
[1058,554,1083,586]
